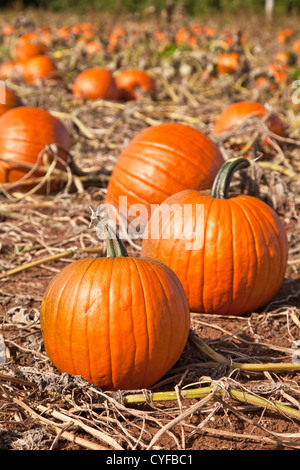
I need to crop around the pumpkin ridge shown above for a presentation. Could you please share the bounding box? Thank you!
[232,198,272,311]
[84,262,103,384]
[143,259,174,375]
[156,261,190,354]
[236,196,286,297]
[129,257,150,387]
[227,198,235,312]
[243,196,288,270]
[107,258,116,389]
[48,260,84,372]
[226,198,258,314]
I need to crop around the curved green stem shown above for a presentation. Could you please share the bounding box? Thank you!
[90,207,128,258]
[212,157,250,199]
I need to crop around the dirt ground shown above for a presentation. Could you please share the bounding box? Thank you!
[0,9,300,451]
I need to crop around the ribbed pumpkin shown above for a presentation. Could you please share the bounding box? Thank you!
[73,68,120,100]
[105,123,225,223]
[116,69,156,101]
[0,87,23,118]
[40,214,190,391]
[23,55,58,83]
[0,106,71,192]
[142,158,288,316]
[213,101,284,140]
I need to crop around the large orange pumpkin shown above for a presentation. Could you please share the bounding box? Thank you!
[73,68,120,100]
[142,157,288,316]
[40,215,190,391]
[213,101,284,140]
[105,122,225,224]
[0,87,23,118]
[116,69,156,101]
[0,106,71,192]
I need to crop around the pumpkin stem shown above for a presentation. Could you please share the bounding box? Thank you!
[89,207,128,258]
[211,157,250,199]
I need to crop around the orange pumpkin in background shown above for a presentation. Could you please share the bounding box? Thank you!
[273,51,297,66]
[13,42,48,61]
[105,122,225,224]
[0,106,71,192]
[217,52,242,75]
[175,27,190,45]
[0,60,21,81]
[0,87,23,118]
[277,28,294,44]
[116,69,156,100]
[291,39,300,55]
[23,55,58,83]
[213,101,284,141]
[73,68,120,100]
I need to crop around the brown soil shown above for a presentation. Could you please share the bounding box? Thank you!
[0,9,300,451]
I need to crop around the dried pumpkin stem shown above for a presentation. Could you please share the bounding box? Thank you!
[211,157,250,199]
[122,384,300,421]
[89,207,128,258]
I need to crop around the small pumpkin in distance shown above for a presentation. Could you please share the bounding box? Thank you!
[213,101,284,142]
[40,211,190,391]
[0,106,71,192]
[116,69,156,101]
[142,157,288,316]
[105,122,225,224]
[73,68,120,100]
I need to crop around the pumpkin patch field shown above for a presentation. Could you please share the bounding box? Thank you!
[0,5,300,452]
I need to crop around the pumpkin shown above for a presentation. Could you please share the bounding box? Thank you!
[85,40,102,56]
[142,157,288,316]
[40,213,190,391]
[23,55,58,83]
[116,69,156,101]
[216,52,241,75]
[105,122,225,224]
[0,87,23,118]
[0,106,71,192]
[175,27,190,45]
[0,60,22,81]
[13,42,48,61]
[277,29,294,44]
[2,25,16,37]
[73,68,120,100]
[292,39,300,55]
[213,101,284,140]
